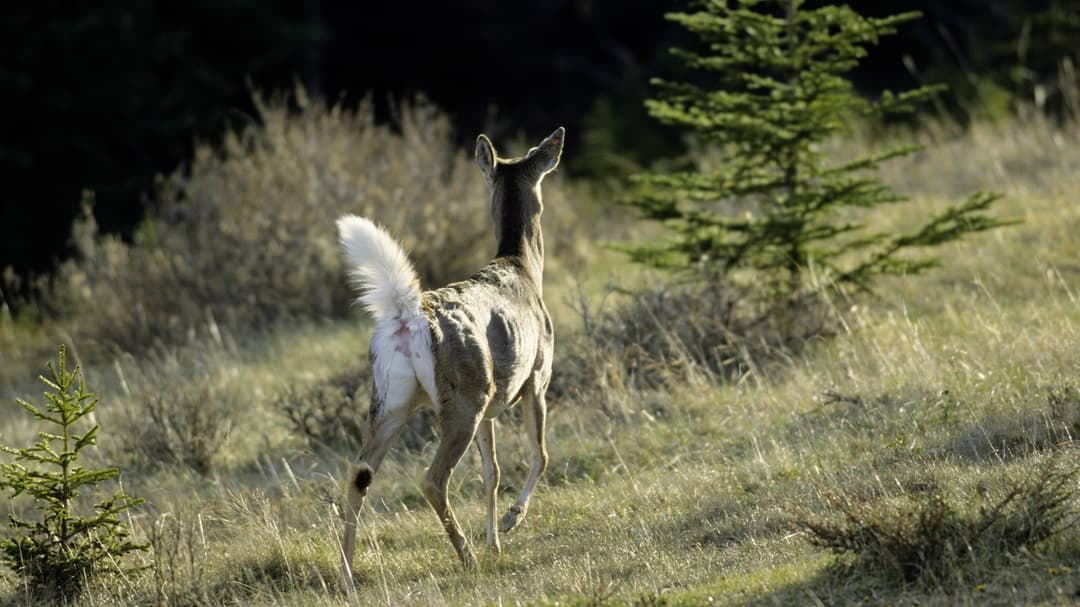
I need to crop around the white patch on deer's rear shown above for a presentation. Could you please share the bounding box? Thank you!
[371,318,418,413]
[371,315,438,412]
[408,316,438,408]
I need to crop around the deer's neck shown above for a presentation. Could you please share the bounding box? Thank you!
[495,219,544,278]
[493,184,545,286]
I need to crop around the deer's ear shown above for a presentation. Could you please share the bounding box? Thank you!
[527,127,564,176]
[475,134,496,184]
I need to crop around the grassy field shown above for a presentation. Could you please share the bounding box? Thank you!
[2,115,1080,606]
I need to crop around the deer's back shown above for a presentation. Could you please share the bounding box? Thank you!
[423,258,552,416]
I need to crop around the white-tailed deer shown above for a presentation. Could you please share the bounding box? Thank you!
[336,127,563,583]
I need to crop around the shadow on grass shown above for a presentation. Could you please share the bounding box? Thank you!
[728,549,1080,607]
[173,551,341,605]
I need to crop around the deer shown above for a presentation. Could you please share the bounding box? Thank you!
[336,127,564,585]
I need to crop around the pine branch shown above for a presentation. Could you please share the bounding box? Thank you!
[837,192,1016,289]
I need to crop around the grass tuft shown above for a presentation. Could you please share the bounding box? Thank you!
[795,452,1080,587]
[552,280,834,412]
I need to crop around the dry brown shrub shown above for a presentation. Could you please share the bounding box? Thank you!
[551,279,834,412]
[274,362,436,454]
[110,345,237,475]
[52,89,584,353]
[795,453,1080,586]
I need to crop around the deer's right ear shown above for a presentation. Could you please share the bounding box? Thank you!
[475,134,496,184]
[526,127,565,176]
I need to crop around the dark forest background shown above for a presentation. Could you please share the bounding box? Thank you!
[2,0,1076,283]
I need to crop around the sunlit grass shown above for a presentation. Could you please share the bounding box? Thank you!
[3,116,1080,605]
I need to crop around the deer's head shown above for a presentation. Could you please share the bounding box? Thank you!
[474,128,564,252]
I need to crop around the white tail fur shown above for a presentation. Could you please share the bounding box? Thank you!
[336,215,436,406]
[336,215,423,321]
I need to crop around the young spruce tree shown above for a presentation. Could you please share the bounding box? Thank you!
[0,345,146,598]
[622,0,1010,296]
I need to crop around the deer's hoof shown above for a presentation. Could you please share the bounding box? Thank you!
[500,505,526,533]
[461,548,479,571]
[338,566,357,595]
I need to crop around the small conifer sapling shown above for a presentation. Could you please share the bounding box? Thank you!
[0,345,147,597]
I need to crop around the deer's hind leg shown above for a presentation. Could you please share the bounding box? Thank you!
[341,360,418,585]
[422,393,487,569]
[501,379,549,534]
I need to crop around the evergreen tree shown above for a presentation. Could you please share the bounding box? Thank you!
[0,345,146,598]
[620,0,1011,296]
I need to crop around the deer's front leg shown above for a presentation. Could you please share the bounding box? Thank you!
[502,386,549,534]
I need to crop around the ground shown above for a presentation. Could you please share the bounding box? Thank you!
[1,117,1080,606]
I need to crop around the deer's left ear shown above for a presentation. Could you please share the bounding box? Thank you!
[476,134,497,184]
[527,127,565,176]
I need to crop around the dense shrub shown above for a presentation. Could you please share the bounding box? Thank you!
[111,344,238,475]
[276,362,436,453]
[795,453,1080,586]
[139,383,233,476]
[277,366,367,453]
[551,278,833,410]
[53,89,585,354]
